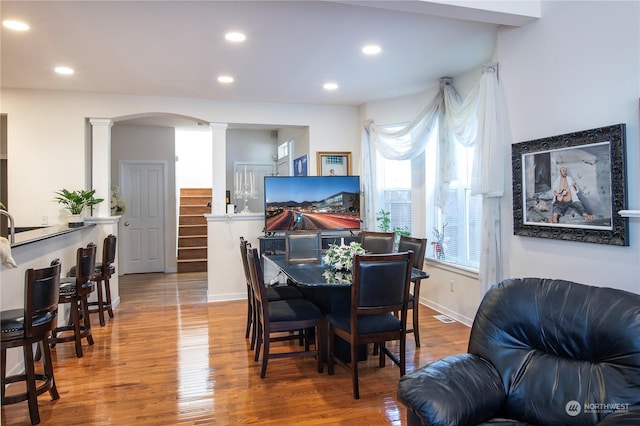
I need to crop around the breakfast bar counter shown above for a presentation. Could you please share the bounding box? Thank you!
[10,223,96,248]
[1,224,100,311]
[1,218,120,377]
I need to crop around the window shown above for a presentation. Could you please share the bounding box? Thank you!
[277,141,288,159]
[433,142,481,269]
[277,139,293,176]
[377,153,412,234]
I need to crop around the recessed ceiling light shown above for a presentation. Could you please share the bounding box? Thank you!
[225,32,246,42]
[323,82,338,91]
[54,66,74,75]
[362,45,382,55]
[218,75,234,84]
[3,20,30,31]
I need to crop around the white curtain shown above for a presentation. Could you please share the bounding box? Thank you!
[362,62,511,295]
[362,83,443,233]
[473,63,511,294]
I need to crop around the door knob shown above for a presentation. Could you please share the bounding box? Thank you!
[124,222,130,227]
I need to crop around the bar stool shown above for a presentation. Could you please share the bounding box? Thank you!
[88,234,117,326]
[50,244,97,358]
[1,261,61,425]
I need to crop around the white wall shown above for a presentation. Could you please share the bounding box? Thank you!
[206,214,264,301]
[499,0,640,295]
[226,129,277,168]
[361,0,640,324]
[112,124,176,186]
[176,129,213,188]
[1,89,361,227]
[278,126,311,174]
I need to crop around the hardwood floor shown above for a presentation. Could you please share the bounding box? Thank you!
[2,272,471,425]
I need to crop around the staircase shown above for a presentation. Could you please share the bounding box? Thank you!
[177,188,211,273]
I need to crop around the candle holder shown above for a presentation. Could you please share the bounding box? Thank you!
[234,166,258,214]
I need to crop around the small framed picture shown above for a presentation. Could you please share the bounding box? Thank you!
[293,154,307,176]
[317,151,351,176]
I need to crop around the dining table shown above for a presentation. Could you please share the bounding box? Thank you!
[263,253,429,289]
[262,252,429,363]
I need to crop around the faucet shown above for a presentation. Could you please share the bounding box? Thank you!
[0,209,15,244]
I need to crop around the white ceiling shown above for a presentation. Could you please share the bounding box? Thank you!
[1,1,538,127]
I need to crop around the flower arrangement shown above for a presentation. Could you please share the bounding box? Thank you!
[111,185,126,215]
[322,268,352,284]
[323,242,366,271]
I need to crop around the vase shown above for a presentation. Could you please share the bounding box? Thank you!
[67,214,84,228]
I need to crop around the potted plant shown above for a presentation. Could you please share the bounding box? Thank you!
[376,209,411,248]
[54,189,104,227]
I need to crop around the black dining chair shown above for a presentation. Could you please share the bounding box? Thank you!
[360,230,402,356]
[246,246,323,378]
[284,230,322,264]
[360,231,395,254]
[240,237,257,346]
[1,261,61,425]
[239,237,302,351]
[397,236,428,347]
[327,251,414,399]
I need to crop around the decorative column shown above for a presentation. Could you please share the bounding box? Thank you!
[90,118,113,218]
[210,122,228,214]
[207,122,229,303]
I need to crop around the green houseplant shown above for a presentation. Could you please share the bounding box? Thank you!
[54,189,104,227]
[376,209,410,248]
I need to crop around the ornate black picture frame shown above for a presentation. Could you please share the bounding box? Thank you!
[512,123,628,246]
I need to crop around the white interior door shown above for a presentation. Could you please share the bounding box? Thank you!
[120,161,166,274]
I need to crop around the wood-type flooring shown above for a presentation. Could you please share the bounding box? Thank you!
[1,272,471,425]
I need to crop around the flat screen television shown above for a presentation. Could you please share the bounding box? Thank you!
[264,175,361,232]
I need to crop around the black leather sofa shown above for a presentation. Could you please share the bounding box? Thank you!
[398,278,640,426]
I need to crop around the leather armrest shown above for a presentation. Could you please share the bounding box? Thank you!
[398,353,505,426]
[597,405,640,425]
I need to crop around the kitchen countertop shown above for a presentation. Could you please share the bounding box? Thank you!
[10,223,96,248]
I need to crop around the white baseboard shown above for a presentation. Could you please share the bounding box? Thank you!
[207,292,246,303]
[420,297,474,327]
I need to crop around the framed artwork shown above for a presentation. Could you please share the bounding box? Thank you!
[317,151,351,176]
[293,154,308,176]
[512,123,628,246]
